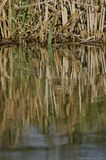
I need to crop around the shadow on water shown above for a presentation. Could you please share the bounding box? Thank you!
[0,44,106,160]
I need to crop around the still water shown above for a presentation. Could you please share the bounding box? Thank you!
[0,44,106,160]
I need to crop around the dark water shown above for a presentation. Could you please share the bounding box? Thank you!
[0,44,106,160]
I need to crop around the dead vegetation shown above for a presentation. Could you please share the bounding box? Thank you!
[0,0,106,44]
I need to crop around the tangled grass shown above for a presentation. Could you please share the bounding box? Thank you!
[0,0,106,44]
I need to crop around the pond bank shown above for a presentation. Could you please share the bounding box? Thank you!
[0,38,104,47]
[0,39,19,46]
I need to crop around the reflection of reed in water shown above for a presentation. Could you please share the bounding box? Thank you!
[0,45,106,148]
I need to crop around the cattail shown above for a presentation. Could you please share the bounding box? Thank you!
[103,0,106,6]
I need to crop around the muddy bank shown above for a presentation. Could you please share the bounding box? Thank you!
[0,39,19,46]
[0,37,103,47]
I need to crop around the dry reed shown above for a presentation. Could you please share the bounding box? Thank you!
[0,0,106,43]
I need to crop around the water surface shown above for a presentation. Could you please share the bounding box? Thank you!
[0,44,106,160]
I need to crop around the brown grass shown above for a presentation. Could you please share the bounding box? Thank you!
[0,0,106,44]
